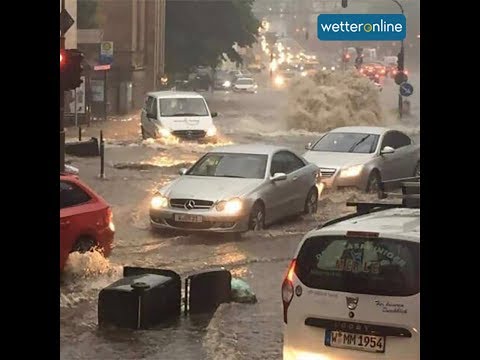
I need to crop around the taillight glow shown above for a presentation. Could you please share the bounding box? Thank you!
[106,208,115,232]
[282,259,296,323]
[287,259,296,282]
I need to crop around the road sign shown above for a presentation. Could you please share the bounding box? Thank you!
[399,82,414,97]
[94,64,111,71]
[100,41,114,65]
[394,71,408,85]
[60,8,75,34]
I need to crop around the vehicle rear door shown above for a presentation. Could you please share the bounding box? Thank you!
[377,131,405,180]
[390,131,418,177]
[285,234,420,358]
[281,151,314,213]
[263,152,292,222]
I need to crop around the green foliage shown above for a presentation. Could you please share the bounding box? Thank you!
[165,0,260,74]
[77,0,105,29]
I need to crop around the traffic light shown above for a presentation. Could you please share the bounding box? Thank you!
[60,49,84,91]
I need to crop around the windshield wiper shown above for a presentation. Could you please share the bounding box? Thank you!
[348,135,371,152]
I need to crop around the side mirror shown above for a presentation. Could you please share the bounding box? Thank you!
[211,112,218,118]
[178,168,188,175]
[271,172,287,182]
[380,146,395,155]
[305,142,313,150]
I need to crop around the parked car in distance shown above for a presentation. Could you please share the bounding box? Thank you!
[282,191,420,360]
[60,173,115,271]
[303,126,420,192]
[149,144,321,237]
[141,91,218,141]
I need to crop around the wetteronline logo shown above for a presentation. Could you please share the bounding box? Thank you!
[317,14,406,41]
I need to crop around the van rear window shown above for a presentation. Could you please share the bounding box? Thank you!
[295,236,419,297]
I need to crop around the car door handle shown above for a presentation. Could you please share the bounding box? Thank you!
[60,220,71,228]
[292,176,298,181]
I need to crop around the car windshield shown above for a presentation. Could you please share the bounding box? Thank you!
[295,235,420,297]
[159,98,209,116]
[312,132,379,154]
[187,153,267,179]
[236,79,254,85]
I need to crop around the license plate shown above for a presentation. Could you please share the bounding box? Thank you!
[174,214,203,223]
[325,330,385,353]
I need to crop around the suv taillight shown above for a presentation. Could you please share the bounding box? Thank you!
[282,259,296,324]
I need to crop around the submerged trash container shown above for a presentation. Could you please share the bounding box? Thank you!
[185,269,232,314]
[65,137,99,157]
[98,273,181,329]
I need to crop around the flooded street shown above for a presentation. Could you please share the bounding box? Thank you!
[61,74,419,359]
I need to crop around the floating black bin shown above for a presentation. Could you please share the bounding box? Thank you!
[185,269,232,315]
[98,271,181,329]
[65,137,99,157]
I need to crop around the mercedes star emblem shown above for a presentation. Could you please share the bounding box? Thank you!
[185,200,196,210]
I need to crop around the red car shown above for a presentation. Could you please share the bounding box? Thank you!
[60,173,115,271]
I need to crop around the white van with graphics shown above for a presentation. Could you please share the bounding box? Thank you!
[282,182,420,360]
[141,91,218,141]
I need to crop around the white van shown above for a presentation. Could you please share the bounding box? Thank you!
[140,91,218,141]
[282,195,420,359]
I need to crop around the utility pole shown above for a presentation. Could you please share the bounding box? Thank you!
[60,0,66,173]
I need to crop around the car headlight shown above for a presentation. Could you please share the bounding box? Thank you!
[223,80,231,88]
[274,75,285,86]
[340,164,364,178]
[301,71,308,77]
[215,198,243,214]
[206,126,217,137]
[151,194,169,209]
[159,127,171,138]
[331,66,336,71]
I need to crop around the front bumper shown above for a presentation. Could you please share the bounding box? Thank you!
[150,207,250,233]
[320,169,368,191]
[233,88,256,93]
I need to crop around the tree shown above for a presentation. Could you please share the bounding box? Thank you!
[77,0,105,29]
[165,0,260,74]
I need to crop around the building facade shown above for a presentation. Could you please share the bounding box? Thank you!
[77,0,166,117]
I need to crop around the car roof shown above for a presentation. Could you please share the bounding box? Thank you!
[329,126,390,135]
[210,143,290,155]
[309,207,420,242]
[146,91,205,99]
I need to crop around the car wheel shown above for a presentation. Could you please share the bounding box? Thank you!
[366,171,381,193]
[304,187,318,215]
[71,236,96,254]
[414,161,420,177]
[249,202,265,231]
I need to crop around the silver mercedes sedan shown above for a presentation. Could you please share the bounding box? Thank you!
[149,144,320,235]
[303,126,420,192]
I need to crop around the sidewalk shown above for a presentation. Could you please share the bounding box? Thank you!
[65,111,142,143]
